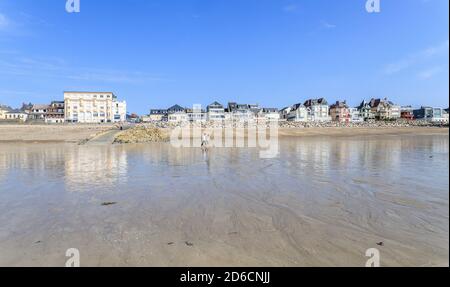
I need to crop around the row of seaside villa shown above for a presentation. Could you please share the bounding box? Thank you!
[143,98,449,124]
[1,92,449,124]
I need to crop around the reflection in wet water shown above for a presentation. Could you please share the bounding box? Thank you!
[0,145,128,193]
[0,134,448,266]
[64,146,128,192]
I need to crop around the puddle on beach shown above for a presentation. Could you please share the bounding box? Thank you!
[0,135,448,266]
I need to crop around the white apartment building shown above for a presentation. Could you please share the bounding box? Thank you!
[3,109,28,122]
[350,108,364,123]
[304,98,331,122]
[186,106,206,122]
[114,101,127,122]
[389,105,401,120]
[0,105,10,120]
[287,104,308,122]
[279,106,292,121]
[29,104,49,121]
[257,108,280,121]
[231,109,253,122]
[225,103,259,122]
[168,111,188,123]
[443,110,449,123]
[207,102,225,121]
[64,92,127,123]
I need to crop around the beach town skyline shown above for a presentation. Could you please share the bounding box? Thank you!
[1,91,449,124]
[1,90,449,115]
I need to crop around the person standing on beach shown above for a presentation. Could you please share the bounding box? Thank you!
[201,132,210,150]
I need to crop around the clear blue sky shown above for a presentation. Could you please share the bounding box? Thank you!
[0,0,448,114]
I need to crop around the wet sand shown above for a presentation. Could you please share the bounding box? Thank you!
[0,134,448,267]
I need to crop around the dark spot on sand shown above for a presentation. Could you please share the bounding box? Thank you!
[167,242,175,246]
[185,241,194,247]
[376,242,384,247]
[228,232,239,235]
[101,202,117,206]
[34,241,42,244]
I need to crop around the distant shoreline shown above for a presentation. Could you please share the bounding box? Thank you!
[0,124,447,144]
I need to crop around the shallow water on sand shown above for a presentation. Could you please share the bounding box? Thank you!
[0,134,448,267]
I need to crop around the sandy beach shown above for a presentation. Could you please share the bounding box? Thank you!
[0,125,115,143]
[0,124,448,144]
